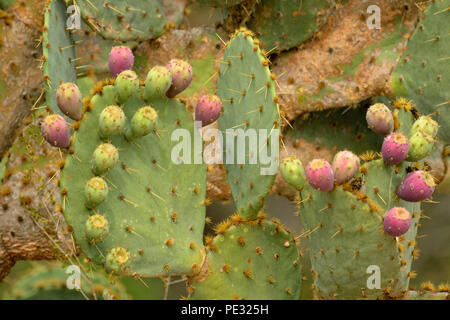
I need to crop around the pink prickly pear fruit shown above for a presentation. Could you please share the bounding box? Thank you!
[396,170,435,202]
[381,132,409,165]
[41,114,71,148]
[166,59,192,98]
[366,103,394,135]
[195,94,223,126]
[56,82,83,121]
[108,46,134,77]
[332,150,360,185]
[305,159,334,192]
[383,207,412,237]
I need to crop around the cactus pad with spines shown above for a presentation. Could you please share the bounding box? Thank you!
[3,263,129,300]
[196,0,244,8]
[298,108,421,299]
[217,30,280,220]
[61,80,207,277]
[248,0,332,52]
[76,0,167,42]
[390,0,450,142]
[43,0,77,115]
[188,219,302,300]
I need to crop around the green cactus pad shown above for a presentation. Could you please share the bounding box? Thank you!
[61,82,207,277]
[299,108,422,299]
[217,30,280,220]
[390,0,450,142]
[76,0,167,42]
[196,0,244,8]
[189,219,302,300]
[247,0,332,52]
[43,0,77,114]
[3,262,129,300]
[287,105,383,156]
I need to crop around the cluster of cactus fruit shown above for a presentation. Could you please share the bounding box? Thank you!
[1,0,448,300]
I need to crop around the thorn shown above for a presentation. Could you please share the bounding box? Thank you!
[105,3,125,15]
[75,65,92,70]
[120,196,139,208]
[266,46,278,55]
[433,6,450,15]
[215,33,227,46]
[85,0,98,11]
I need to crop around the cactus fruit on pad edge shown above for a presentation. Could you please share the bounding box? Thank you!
[60,82,207,277]
[296,107,423,299]
[390,0,450,143]
[217,30,280,220]
[74,0,167,42]
[43,0,77,114]
[188,219,302,300]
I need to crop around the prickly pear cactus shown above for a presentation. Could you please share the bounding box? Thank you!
[390,0,450,142]
[248,0,333,52]
[60,78,207,277]
[3,262,129,300]
[295,107,423,299]
[43,0,77,114]
[75,0,167,42]
[217,29,280,220]
[188,217,302,300]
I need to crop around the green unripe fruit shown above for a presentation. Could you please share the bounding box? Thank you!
[144,66,172,100]
[407,131,434,161]
[115,70,139,103]
[92,143,119,175]
[85,214,109,242]
[105,247,130,273]
[127,106,158,139]
[410,116,438,138]
[280,156,306,190]
[84,177,109,208]
[99,106,126,138]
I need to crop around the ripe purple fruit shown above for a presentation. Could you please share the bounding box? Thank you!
[166,59,192,98]
[381,132,409,165]
[383,207,412,237]
[397,170,435,202]
[195,94,223,126]
[305,159,334,192]
[108,46,134,77]
[56,82,83,120]
[366,103,394,135]
[332,150,360,185]
[41,114,71,148]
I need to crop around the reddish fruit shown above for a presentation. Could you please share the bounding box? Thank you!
[108,46,134,77]
[383,207,412,236]
[381,132,409,165]
[305,159,334,192]
[41,114,71,148]
[331,150,360,185]
[397,170,435,202]
[195,95,223,126]
[56,82,83,120]
[166,59,192,98]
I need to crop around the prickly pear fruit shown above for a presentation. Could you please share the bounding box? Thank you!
[381,132,409,165]
[92,143,119,175]
[331,150,360,185]
[406,131,434,161]
[127,106,158,139]
[195,94,223,126]
[105,247,129,273]
[397,170,435,202]
[108,46,134,77]
[144,66,172,100]
[56,82,83,120]
[166,59,193,98]
[85,214,109,243]
[383,207,412,237]
[305,159,334,192]
[99,106,126,138]
[366,103,394,135]
[115,70,139,103]
[84,177,108,208]
[41,114,71,149]
[280,156,306,190]
[410,116,438,138]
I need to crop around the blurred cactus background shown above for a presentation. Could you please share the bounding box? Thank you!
[0,0,448,300]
